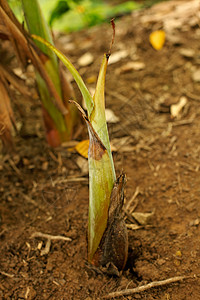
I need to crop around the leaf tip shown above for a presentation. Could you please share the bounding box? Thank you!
[107,18,116,57]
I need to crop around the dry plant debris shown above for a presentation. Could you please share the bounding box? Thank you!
[31,232,72,256]
[104,275,192,298]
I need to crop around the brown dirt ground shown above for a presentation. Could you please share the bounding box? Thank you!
[1,1,200,299]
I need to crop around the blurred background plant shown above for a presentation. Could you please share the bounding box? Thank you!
[8,0,141,32]
[7,0,168,33]
[0,0,78,151]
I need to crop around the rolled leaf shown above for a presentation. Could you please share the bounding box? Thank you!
[86,118,115,262]
[87,54,116,262]
[69,100,115,263]
[91,53,115,178]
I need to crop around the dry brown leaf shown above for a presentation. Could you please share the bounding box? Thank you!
[0,78,15,149]
[0,64,30,96]
[132,211,154,225]
[0,3,27,67]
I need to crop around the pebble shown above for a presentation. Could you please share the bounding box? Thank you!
[192,69,200,82]
[189,218,200,226]
[46,261,54,271]
[78,52,94,67]
[179,48,195,58]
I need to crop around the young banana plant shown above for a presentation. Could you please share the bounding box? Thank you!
[32,21,128,274]
[22,0,77,146]
[0,0,78,148]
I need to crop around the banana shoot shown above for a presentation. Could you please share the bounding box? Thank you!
[32,24,128,273]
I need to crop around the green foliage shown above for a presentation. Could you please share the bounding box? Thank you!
[50,0,141,32]
[49,0,82,26]
[7,0,22,19]
[32,34,94,116]
[9,0,142,32]
[22,0,58,65]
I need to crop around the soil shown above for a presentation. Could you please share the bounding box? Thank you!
[1,1,200,299]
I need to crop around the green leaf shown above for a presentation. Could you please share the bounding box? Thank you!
[90,54,115,179]
[35,72,68,133]
[22,0,58,69]
[32,34,94,116]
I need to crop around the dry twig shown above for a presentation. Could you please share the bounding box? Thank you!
[0,270,14,278]
[8,158,21,176]
[125,186,140,213]
[126,224,154,230]
[31,232,72,256]
[31,232,72,241]
[104,275,190,299]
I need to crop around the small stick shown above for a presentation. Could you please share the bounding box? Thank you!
[53,177,88,184]
[31,232,72,256]
[172,118,194,127]
[125,186,140,212]
[22,193,38,207]
[25,287,30,299]
[0,270,14,278]
[177,172,182,194]
[40,239,51,256]
[126,224,141,230]
[31,232,72,241]
[104,275,189,299]
[69,100,87,117]
[0,228,7,237]
[0,123,5,135]
[107,90,131,104]
[8,158,21,176]
[108,18,115,56]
